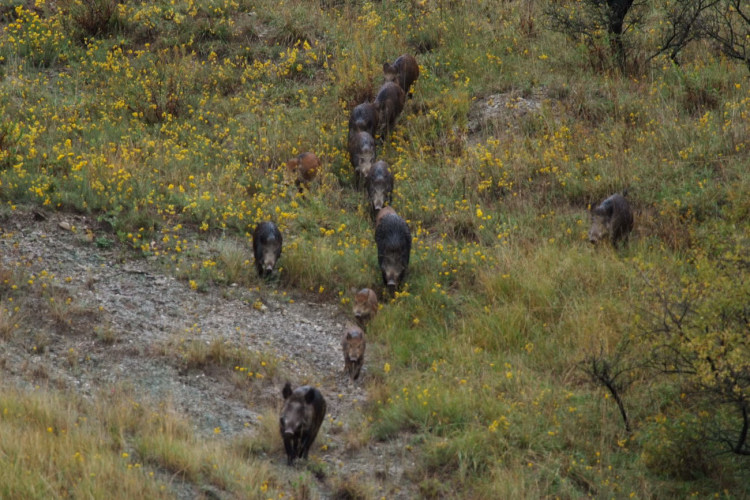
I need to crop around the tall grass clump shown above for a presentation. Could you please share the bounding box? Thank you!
[0,387,281,498]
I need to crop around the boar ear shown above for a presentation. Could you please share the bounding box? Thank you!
[282,382,292,399]
[383,62,389,72]
[304,388,317,404]
[602,199,614,216]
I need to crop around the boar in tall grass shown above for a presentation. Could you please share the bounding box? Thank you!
[348,130,376,190]
[366,160,394,219]
[253,221,282,277]
[286,152,320,191]
[588,193,634,247]
[348,102,379,138]
[375,209,411,293]
[375,206,397,227]
[375,82,405,138]
[279,383,327,465]
[383,54,419,97]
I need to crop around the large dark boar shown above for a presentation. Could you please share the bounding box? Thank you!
[588,193,634,247]
[348,130,376,189]
[383,54,420,97]
[279,383,327,465]
[375,82,405,138]
[375,210,411,292]
[348,102,379,138]
[341,322,366,381]
[252,221,282,277]
[352,287,378,326]
[366,160,394,219]
[286,151,320,191]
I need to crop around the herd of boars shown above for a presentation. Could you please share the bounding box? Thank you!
[247,53,635,465]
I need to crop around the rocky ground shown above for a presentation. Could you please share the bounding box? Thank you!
[0,208,416,499]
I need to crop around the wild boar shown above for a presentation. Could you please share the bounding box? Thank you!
[279,383,327,465]
[374,206,397,228]
[383,54,420,97]
[352,287,378,326]
[375,82,405,138]
[341,322,366,381]
[348,130,376,190]
[253,221,282,277]
[286,152,320,190]
[366,160,394,219]
[375,209,411,292]
[588,193,634,247]
[348,102,379,138]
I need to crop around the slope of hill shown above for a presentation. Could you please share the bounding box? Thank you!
[1,0,748,497]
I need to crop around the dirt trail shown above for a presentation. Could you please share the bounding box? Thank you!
[0,209,415,499]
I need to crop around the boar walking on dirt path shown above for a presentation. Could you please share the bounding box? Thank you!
[342,323,366,381]
[279,383,327,465]
[253,221,282,277]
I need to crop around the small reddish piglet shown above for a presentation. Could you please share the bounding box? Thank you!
[286,152,320,189]
[342,322,366,381]
[352,288,378,327]
[375,208,411,293]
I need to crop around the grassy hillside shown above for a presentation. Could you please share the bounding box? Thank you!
[1,0,749,497]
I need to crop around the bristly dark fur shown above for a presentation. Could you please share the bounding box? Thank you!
[253,221,282,277]
[366,160,394,220]
[589,193,633,247]
[375,212,411,292]
[279,383,326,465]
[375,82,405,138]
[348,102,379,138]
[383,54,420,96]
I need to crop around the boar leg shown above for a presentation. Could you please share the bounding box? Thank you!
[300,431,317,459]
[283,437,296,465]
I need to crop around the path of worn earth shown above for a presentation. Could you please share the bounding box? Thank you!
[0,209,416,499]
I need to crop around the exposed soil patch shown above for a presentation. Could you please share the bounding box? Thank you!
[467,89,545,140]
[0,208,415,499]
